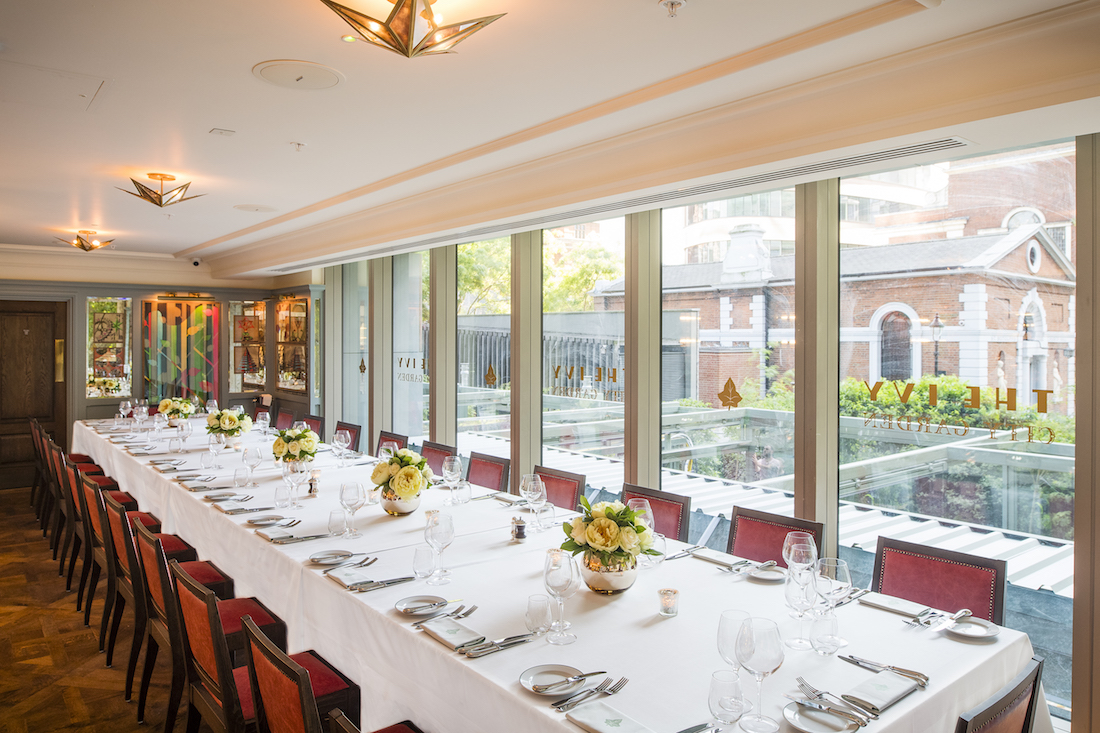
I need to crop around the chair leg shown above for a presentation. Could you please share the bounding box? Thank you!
[105,591,124,666]
[49,500,63,548]
[58,522,73,576]
[84,561,101,627]
[76,542,93,611]
[185,702,202,733]
[100,575,117,654]
[124,611,145,700]
[65,534,82,591]
[39,491,52,533]
[136,635,159,724]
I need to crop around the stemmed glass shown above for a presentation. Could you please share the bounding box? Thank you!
[735,618,785,733]
[626,498,656,566]
[425,513,454,586]
[132,402,149,433]
[340,482,366,538]
[333,429,352,467]
[543,549,579,646]
[255,411,271,436]
[708,670,745,731]
[119,400,132,432]
[242,447,263,487]
[206,398,219,414]
[520,474,547,531]
[441,456,462,506]
[209,433,228,469]
[716,609,754,713]
[782,531,818,571]
[379,440,400,461]
[178,420,194,441]
[152,412,167,438]
[292,420,308,433]
[813,558,852,651]
[783,549,817,650]
[281,461,308,508]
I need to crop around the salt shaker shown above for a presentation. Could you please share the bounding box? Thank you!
[309,469,321,495]
[511,516,527,542]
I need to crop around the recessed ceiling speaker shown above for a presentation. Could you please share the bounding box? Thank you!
[252,60,344,90]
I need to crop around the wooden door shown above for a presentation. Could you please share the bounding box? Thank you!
[0,301,67,490]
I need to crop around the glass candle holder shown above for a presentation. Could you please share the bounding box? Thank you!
[659,588,679,617]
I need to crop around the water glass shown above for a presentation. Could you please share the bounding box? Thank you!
[626,498,656,534]
[255,411,270,436]
[646,533,667,568]
[200,451,216,470]
[708,669,745,730]
[810,611,841,656]
[328,510,347,537]
[717,609,749,670]
[380,440,400,461]
[340,482,366,538]
[274,484,291,509]
[179,421,194,440]
[425,513,455,586]
[233,468,249,490]
[519,475,547,531]
[441,455,462,505]
[206,399,218,414]
[412,546,435,578]
[243,447,263,487]
[168,437,183,454]
[525,595,553,636]
[452,479,472,505]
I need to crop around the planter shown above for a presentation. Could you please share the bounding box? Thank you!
[381,488,421,516]
[580,551,638,595]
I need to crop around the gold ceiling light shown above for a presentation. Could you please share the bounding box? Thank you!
[118,172,204,208]
[321,0,505,58]
[58,230,114,252]
[658,0,686,17]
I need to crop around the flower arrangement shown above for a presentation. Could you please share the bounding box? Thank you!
[272,427,319,462]
[205,408,254,438]
[561,497,660,566]
[158,398,195,419]
[88,377,123,395]
[370,448,433,501]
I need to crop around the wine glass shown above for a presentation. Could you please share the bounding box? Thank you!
[735,618,785,733]
[441,456,462,505]
[255,411,271,436]
[814,558,852,648]
[520,475,547,531]
[708,670,745,731]
[626,498,656,565]
[424,513,454,586]
[242,447,263,487]
[209,433,228,469]
[179,420,194,440]
[380,440,400,461]
[783,566,816,650]
[543,549,579,645]
[132,403,149,433]
[340,482,366,538]
[206,398,219,414]
[333,429,352,466]
[119,400,132,432]
[292,420,308,433]
[782,531,818,571]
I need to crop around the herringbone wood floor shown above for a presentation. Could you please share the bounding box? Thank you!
[0,487,207,732]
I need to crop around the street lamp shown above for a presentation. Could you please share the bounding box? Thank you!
[931,313,944,376]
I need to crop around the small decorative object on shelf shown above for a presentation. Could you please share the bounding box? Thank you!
[206,408,255,438]
[371,448,433,516]
[158,397,196,425]
[271,426,319,461]
[561,497,662,595]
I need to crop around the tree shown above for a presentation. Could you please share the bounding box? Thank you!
[542,233,624,312]
[457,238,511,315]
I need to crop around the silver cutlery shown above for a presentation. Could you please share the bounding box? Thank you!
[224,506,274,515]
[673,724,714,733]
[929,608,972,632]
[471,492,502,501]
[836,588,872,608]
[533,670,608,693]
[840,655,929,687]
[321,555,375,575]
[557,677,628,712]
[404,598,461,614]
[414,605,465,626]
[350,576,416,592]
[784,695,867,727]
[272,533,333,544]
[796,677,876,721]
[902,608,939,628]
[552,678,611,709]
[665,545,704,561]
[458,633,533,654]
[464,636,535,658]
[277,519,301,528]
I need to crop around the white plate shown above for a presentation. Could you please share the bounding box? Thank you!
[395,595,448,615]
[519,664,584,696]
[309,550,353,565]
[203,492,239,502]
[944,617,1001,640]
[749,566,787,582]
[246,515,284,526]
[783,702,858,733]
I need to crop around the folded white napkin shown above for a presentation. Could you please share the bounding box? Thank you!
[690,548,740,568]
[419,617,485,651]
[842,671,920,714]
[857,592,929,618]
[492,493,523,504]
[566,702,655,733]
[213,501,245,513]
[256,527,292,542]
[326,566,375,588]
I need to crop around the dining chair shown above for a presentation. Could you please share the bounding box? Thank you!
[328,709,426,733]
[334,421,361,452]
[255,404,271,422]
[467,452,510,492]
[28,418,48,518]
[872,536,1008,624]
[421,440,456,476]
[133,521,236,733]
[304,414,325,436]
[241,615,362,732]
[375,430,408,456]
[44,439,106,553]
[534,466,585,512]
[726,506,824,569]
[621,483,692,542]
[955,656,1044,733]
[275,408,296,430]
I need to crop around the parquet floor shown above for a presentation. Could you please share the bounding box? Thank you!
[0,487,203,732]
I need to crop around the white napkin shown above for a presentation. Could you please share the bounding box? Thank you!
[842,671,920,714]
[492,493,524,504]
[213,501,245,513]
[326,566,375,588]
[419,617,485,651]
[255,527,292,542]
[690,548,740,568]
[566,702,655,733]
[857,592,929,618]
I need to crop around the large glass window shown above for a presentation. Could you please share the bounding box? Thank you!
[275,298,309,393]
[393,251,430,446]
[229,301,265,393]
[87,297,132,398]
[142,299,220,402]
[457,237,511,460]
[838,142,1076,722]
[341,262,370,431]
[661,188,797,547]
[542,217,626,496]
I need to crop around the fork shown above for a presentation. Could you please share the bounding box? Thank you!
[796,677,876,721]
[558,678,628,712]
[323,556,376,575]
[413,604,465,627]
[278,519,301,528]
[552,678,611,710]
[903,609,937,628]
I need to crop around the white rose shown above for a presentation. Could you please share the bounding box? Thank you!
[272,438,288,458]
[371,463,391,485]
[298,435,318,453]
[585,518,621,552]
[388,463,400,477]
[618,525,641,555]
[238,415,252,431]
[220,413,239,431]
[422,466,433,479]
[638,526,655,551]
[207,414,219,428]
[287,440,301,456]
[158,398,173,413]
[570,517,589,545]
[397,448,411,458]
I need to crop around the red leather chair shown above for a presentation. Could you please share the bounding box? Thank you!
[725,506,823,569]
[467,452,510,492]
[534,466,585,512]
[621,483,692,542]
[276,408,296,430]
[328,709,425,733]
[420,441,455,476]
[304,414,325,437]
[955,657,1043,733]
[334,422,362,453]
[374,430,408,456]
[872,537,1007,624]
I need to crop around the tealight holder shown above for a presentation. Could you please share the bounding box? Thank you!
[658,588,679,617]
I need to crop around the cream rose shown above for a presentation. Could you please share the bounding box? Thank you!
[239,415,252,430]
[371,463,391,485]
[158,398,172,413]
[219,412,239,431]
[388,462,400,477]
[298,434,318,453]
[207,413,219,428]
[287,440,301,456]
[585,517,621,552]
[422,465,433,479]
[272,437,288,458]
[391,465,425,499]
[638,526,655,552]
[618,525,641,555]
[570,517,589,545]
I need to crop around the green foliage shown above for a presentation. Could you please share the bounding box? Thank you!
[543,235,624,312]
[458,238,511,315]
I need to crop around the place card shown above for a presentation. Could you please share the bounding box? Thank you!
[566,702,655,733]
[419,617,485,651]
[857,592,930,618]
[842,671,920,714]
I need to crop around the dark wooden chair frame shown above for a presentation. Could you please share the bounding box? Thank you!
[726,506,824,563]
[375,430,408,456]
[621,483,692,543]
[467,452,511,493]
[327,709,426,733]
[955,656,1044,733]
[533,465,585,512]
[304,413,325,438]
[334,421,362,452]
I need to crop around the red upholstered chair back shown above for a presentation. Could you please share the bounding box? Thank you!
[873,537,1007,624]
[421,441,455,476]
[256,406,271,421]
[534,466,585,512]
[275,409,296,431]
[304,415,324,438]
[103,492,136,577]
[955,657,1043,733]
[79,471,108,542]
[726,507,823,569]
[334,422,361,452]
[467,452,510,492]
[242,616,322,733]
[621,484,692,542]
[134,521,171,622]
[375,431,408,456]
[61,455,86,519]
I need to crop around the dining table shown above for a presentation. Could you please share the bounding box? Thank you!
[73,418,1054,733]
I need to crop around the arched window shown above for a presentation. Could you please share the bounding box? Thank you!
[880,312,912,381]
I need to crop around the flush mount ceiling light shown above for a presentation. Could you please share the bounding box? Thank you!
[320,0,505,58]
[659,0,686,17]
[118,172,204,208]
[58,230,114,252]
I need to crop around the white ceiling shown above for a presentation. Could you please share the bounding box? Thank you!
[0,0,1092,277]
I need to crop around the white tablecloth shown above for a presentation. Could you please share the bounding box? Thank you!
[74,420,1053,733]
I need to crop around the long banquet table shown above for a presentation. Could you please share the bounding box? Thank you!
[74,419,1054,733]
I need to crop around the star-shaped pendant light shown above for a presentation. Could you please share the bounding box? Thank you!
[118,172,204,208]
[321,0,505,58]
[58,230,114,252]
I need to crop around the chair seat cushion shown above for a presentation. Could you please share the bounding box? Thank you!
[69,453,94,463]
[180,560,229,588]
[232,666,257,721]
[156,534,198,562]
[218,598,278,635]
[106,490,135,508]
[373,724,423,733]
[91,475,120,489]
[125,510,160,531]
[76,463,105,475]
[290,650,350,697]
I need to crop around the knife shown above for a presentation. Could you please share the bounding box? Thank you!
[271,533,332,544]
[665,545,704,561]
[836,588,871,608]
[350,576,416,592]
[404,599,461,614]
[929,608,972,632]
[672,725,713,733]
[840,656,929,687]
[784,696,867,727]
[532,670,608,693]
[458,633,534,654]
[464,636,534,658]
[225,506,275,515]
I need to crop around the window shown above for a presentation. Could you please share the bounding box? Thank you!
[229,301,265,393]
[393,251,430,446]
[87,297,132,398]
[341,262,370,429]
[879,312,912,381]
[142,299,219,402]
